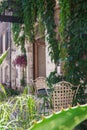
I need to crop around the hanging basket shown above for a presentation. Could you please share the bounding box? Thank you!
[13,55,27,67]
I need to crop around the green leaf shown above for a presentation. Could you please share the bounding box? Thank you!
[29,104,87,130]
[0,48,9,65]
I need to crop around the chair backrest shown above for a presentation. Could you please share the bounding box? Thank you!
[52,81,74,112]
[34,77,48,93]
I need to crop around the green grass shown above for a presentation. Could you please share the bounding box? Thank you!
[0,94,37,130]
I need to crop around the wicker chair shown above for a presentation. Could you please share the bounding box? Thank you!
[52,81,76,112]
[34,77,48,95]
[34,77,50,115]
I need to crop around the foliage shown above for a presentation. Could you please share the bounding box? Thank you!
[20,74,26,87]
[0,0,59,63]
[29,104,87,130]
[12,23,26,53]
[58,0,87,104]
[75,120,87,130]
[0,49,10,100]
[22,0,36,42]
[0,84,20,101]
[5,87,20,96]
[0,49,9,65]
[40,0,59,63]
[22,0,59,63]
[0,95,37,129]
[0,94,87,130]
[0,84,6,101]
[47,71,65,88]
[0,0,8,14]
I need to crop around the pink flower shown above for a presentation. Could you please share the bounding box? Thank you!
[13,55,27,67]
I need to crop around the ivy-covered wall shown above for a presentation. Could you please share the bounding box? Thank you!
[59,0,87,104]
[0,0,87,91]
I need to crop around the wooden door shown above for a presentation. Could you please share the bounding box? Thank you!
[33,41,46,79]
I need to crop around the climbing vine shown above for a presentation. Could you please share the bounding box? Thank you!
[22,0,59,63]
[12,23,26,53]
[43,0,59,63]
[59,0,70,60]
[0,0,59,63]
[59,0,87,104]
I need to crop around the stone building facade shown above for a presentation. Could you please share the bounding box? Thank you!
[0,22,11,85]
[25,2,60,86]
[0,2,60,90]
[0,21,22,89]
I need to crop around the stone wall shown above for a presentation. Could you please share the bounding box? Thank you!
[0,22,11,84]
[25,40,33,87]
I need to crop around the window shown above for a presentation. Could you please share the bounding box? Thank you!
[0,35,3,54]
[2,33,5,52]
[5,31,8,50]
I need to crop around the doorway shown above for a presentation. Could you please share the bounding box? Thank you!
[33,41,46,79]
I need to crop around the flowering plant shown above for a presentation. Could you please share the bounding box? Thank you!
[13,55,27,67]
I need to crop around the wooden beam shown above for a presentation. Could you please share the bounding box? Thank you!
[0,15,23,23]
